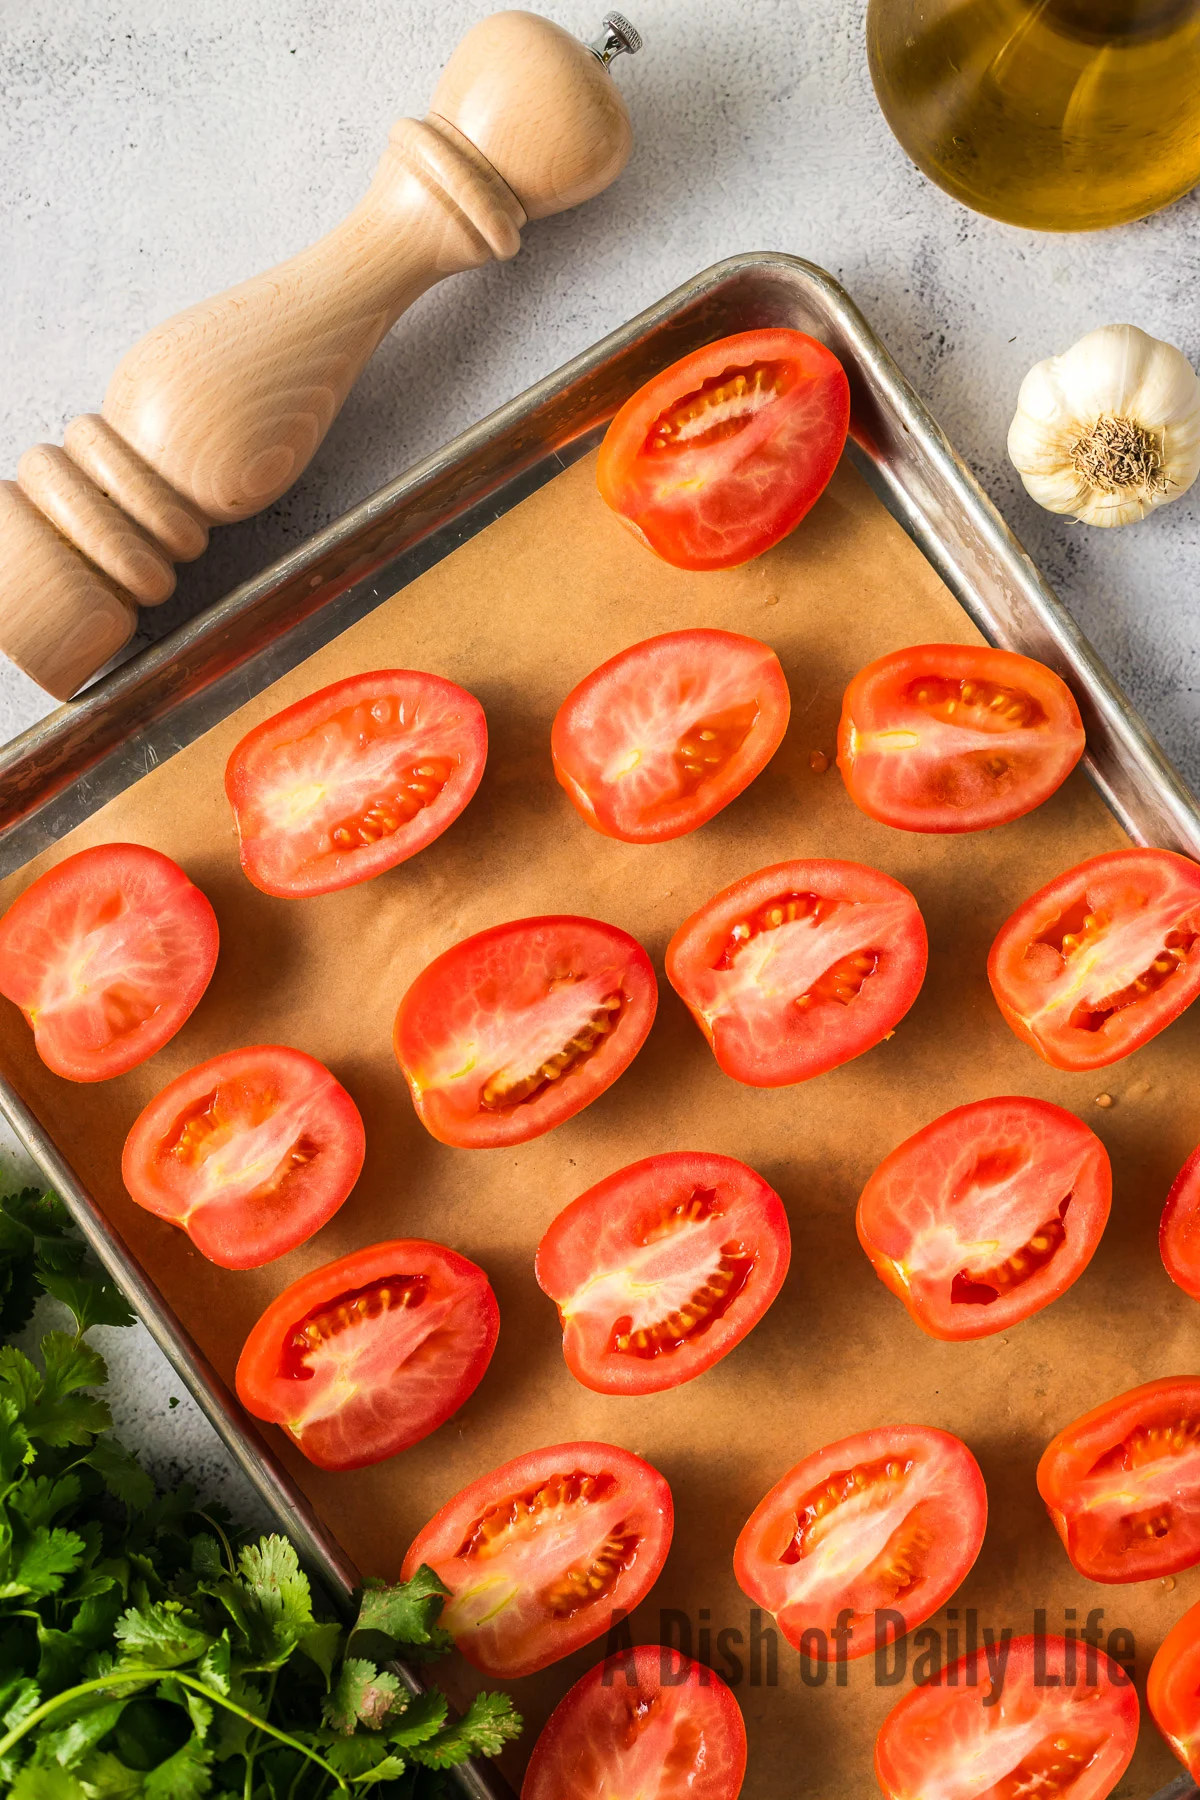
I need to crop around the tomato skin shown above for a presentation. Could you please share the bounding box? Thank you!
[122,1045,365,1270]
[1159,1146,1200,1300]
[1148,1598,1200,1778]
[665,859,927,1087]
[521,1645,747,1800]
[401,1441,673,1678]
[550,630,790,844]
[236,1239,498,1472]
[597,329,850,572]
[1037,1376,1200,1582]
[733,1425,985,1662]
[225,669,487,898]
[988,847,1200,1071]
[875,1634,1138,1800]
[0,843,219,1083]
[837,642,1085,833]
[393,915,658,1148]
[535,1151,791,1395]
[856,1097,1111,1341]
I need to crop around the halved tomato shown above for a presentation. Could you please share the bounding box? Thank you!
[535,1151,790,1395]
[225,669,487,897]
[401,1441,673,1677]
[393,915,657,1148]
[733,1424,986,1661]
[521,1645,747,1800]
[1148,1598,1200,1778]
[1159,1145,1200,1300]
[988,847,1200,1071]
[837,642,1085,833]
[856,1097,1111,1341]
[1038,1376,1200,1582]
[665,859,927,1087]
[235,1238,498,1471]
[122,1045,365,1269]
[551,630,790,843]
[596,328,850,571]
[875,1634,1138,1800]
[0,843,219,1083]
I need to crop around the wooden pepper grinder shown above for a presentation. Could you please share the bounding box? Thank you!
[0,9,642,701]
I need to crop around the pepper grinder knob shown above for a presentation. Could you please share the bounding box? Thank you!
[0,9,641,702]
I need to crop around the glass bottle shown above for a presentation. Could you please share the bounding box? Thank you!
[867,0,1200,231]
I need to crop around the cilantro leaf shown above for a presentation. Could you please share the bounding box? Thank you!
[36,1695,127,1770]
[11,1769,87,1800]
[142,1737,213,1800]
[85,1437,155,1511]
[296,1618,344,1685]
[67,1752,143,1798]
[413,1691,522,1767]
[114,1601,211,1669]
[17,1336,110,1448]
[234,1536,314,1664]
[36,1267,135,1336]
[384,1686,449,1747]
[323,1657,403,1734]
[10,1472,81,1531]
[0,1396,31,1484]
[0,1525,85,1600]
[352,1566,453,1652]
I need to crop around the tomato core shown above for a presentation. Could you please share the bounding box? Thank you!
[279,1273,429,1381]
[608,1187,756,1361]
[949,1196,1072,1307]
[644,359,795,453]
[479,989,624,1112]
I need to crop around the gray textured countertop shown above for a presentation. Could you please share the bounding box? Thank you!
[2,0,1198,1510]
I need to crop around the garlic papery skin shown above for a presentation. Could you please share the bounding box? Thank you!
[1007,324,1200,528]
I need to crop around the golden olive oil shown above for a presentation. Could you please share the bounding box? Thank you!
[867,0,1200,230]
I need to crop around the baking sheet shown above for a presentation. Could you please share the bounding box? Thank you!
[1,450,1197,1798]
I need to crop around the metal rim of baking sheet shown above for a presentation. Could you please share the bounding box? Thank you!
[0,253,1197,1800]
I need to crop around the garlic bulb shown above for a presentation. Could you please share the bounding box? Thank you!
[1007,324,1200,528]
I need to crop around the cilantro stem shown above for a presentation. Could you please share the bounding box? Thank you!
[196,1507,237,1574]
[0,1667,350,1790]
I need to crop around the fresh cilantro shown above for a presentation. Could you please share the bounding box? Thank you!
[0,1189,522,1796]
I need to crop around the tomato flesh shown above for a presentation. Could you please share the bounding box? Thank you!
[856,1097,1111,1341]
[122,1045,365,1269]
[536,1151,790,1395]
[1148,1597,1200,1778]
[733,1425,986,1660]
[225,669,487,897]
[401,1441,673,1677]
[837,643,1085,833]
[551,629,790,843]
[597,329,850,571]
[235,1238,498,1471]
[521,1645,747,1800]
[1038,1376,1200,1581]
[988,847,1200,1070]
[1159,1146,1200,1300]
[0,843,219,1083]
[666,859,927,1087]
[393,915,657,1148]
[875,1634,1138,1800]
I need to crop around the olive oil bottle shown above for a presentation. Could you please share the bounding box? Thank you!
[867,0,1200,230]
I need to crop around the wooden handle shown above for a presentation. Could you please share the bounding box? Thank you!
[0,9,639,700]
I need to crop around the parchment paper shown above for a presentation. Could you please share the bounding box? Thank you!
[2,453,1197,1799]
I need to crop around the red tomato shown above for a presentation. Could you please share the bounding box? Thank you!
[1159,1145,1200,1300]
[121,1045,365,1270]
[837,642,1085,833]
[401,1441,673,1677]
[535,1151,790,1395]
[225,669,487,898]
[596,329,850,571]
[665,859,927,1087]
[393,915,657,1148]
[988,847,1200,1071]
[521,1645,747,1800]
[235,1238,498,1471]
[1037,1376,1200,1581]
[856,1097,1111,1341]
[733,1425,986,1662]
[1148,1597,1200,1778]
[550,630,790,843]
[0,843,218,1083]
[875,1634,1138,1800]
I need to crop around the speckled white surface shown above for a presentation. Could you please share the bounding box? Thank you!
[1,0,1198,1508]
